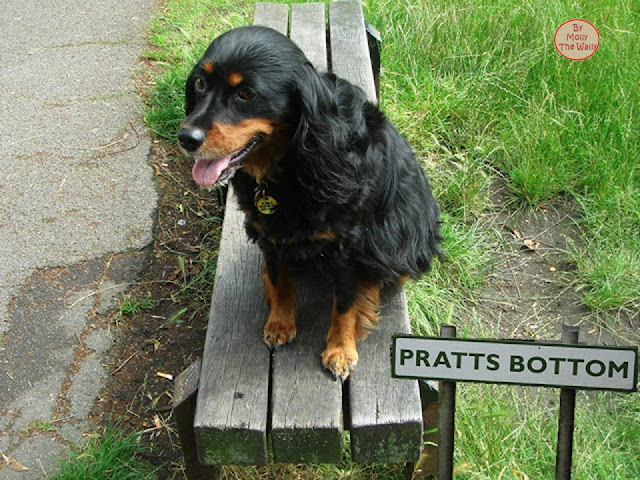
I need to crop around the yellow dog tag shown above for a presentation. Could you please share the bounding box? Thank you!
[256,196,278,215]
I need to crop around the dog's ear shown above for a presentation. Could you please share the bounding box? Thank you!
[291,64,362,204]
[292,63,347,152]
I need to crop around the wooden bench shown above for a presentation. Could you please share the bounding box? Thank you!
[173,2,425,478]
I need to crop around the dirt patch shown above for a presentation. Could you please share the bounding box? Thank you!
[470,179,639,347]
[93,144,223,478]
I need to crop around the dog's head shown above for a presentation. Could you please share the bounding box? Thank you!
[179,26,331,187]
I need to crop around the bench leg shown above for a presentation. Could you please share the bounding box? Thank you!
[174,359,220,480]
[410,380,439,479]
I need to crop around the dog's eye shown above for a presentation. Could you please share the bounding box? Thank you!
[237,88,257,101]
[194,78,206,92]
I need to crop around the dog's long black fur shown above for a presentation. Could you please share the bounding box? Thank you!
[179,26,441,378]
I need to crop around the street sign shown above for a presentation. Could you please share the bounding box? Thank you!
[392,335,638,392]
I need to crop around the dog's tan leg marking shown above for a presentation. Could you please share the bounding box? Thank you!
[262,265,297,347]
[322,284,380,380]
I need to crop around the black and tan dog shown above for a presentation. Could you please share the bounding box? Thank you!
[178,26,441,380]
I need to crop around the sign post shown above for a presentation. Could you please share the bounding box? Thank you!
[437,325,457,480]
[392,325,638,479]
[556,324,580,480]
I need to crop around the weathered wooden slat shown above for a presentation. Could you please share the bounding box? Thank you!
[328,1,423,462]
[348,284,423,462]
[193,3,291,465]
[328,1,377,103]
[254,2,289,34]
[270,3,342,464]
[271,275,343,463]
[193,191,271,466]
[290,3,328,71]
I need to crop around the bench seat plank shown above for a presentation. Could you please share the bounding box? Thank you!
[349,284,423,462]
[271,277,343,463]
[291,2,328,71]
[254,2,289,33]
[194,192,271,466]
[194,3,289,466]
[328,0,423,463]
[328,1,377,103]
[270,3,343,464]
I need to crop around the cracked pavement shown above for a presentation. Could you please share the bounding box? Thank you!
[0,0,158,476]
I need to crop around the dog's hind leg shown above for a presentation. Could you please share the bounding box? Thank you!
[262,263,297,348]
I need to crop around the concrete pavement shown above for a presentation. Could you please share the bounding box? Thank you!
[0,0,158,477]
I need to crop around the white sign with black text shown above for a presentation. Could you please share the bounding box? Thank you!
[392,336,638,392]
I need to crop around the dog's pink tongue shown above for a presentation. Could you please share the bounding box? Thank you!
[192,155,232,186]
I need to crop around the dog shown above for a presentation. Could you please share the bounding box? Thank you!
[178,26,441,380]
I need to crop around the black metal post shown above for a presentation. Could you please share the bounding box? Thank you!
[438,324,457,480]
[555,324,580,480]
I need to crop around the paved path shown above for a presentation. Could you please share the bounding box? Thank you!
[0,0,158,476]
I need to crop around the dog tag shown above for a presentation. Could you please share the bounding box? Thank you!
[254,182,278,215]
[256,195,278,215]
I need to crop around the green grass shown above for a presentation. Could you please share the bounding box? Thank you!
[407,213,490,336]
[454,386,640,479]
[24,420,57,433]
[117,296,156,317]
[363,0,640,311]
[174,217,223,303]
[51,424,158,480]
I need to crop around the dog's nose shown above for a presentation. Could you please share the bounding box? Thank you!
[178,127,206,152]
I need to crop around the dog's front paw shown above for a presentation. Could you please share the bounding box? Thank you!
[263,313,297,348]
[321,345,358,381]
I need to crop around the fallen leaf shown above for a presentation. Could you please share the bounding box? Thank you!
[153,414,163,429]
[510,227,524,239]
[146,339,161,352]
[522,239,540,251]
[549,266,557,272]
[513,469,531,480]
[156,371,173,381]
[2,453,29,472]
[535,204,549,213]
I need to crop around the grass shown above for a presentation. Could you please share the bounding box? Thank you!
[407,213,490,336]
[24,420,57,433]
[117,296,156,317]
[454,386,640,479]
[173,216,223,303]
[363,0,640,311]
[51,423,158,480]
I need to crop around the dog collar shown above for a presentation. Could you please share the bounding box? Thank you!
[254,182,278,215]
